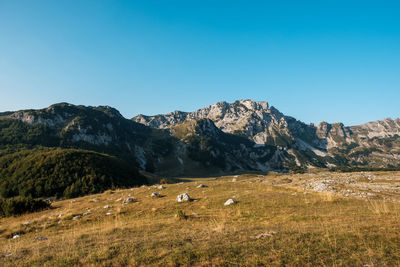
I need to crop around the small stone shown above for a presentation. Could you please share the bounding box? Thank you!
[22,221,31,226]
[58,213,64,218]
[91,198,98,202]
[103,205,111,209]
[115,198,122,202]
[124,197,135,203]
[12,235,20,239]
[106,212,112,215]
[224,199,235,206]
[72,215,81,220]
[232,178,237,182]
[82,211,91,216]
[34,236,48,241]
[151,192,161,197]
[255,231,277,239]
[197,184,207,188]
[177,193,191,202]
[157,185,165,190]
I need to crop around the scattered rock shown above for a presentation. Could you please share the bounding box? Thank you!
[12,235,20,239]
[157,185,165,190]
[124,197,135,203]
[103,205,112,209]
[82,211,91,216]
[151,192,161,197]
[177,193,191,202]
[72,215,81,220]
[106,212,112,215]
[22,221,31,226]
[34,236,48,241]
[197,184,207,188]
[224,199,235,206]
[58,213,64,218]
[256,231,277,239]
[115,198,122,202]
[232,178,237,182]
[91,198,98,202]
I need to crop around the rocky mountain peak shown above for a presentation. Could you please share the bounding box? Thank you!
[234,99,269,111]
[132,99,283,144]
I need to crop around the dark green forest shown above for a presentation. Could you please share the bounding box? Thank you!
[0,148,147,200]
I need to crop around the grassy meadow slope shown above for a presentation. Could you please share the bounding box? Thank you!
[1,172,400,266]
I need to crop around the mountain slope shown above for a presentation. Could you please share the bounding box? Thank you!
[1,103,285,175]
[0,103,179,172]
[1,100,399,177]
[0,148,147,199]
[133,99,400,169]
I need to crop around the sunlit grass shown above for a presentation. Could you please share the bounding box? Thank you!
[1,173,400,266]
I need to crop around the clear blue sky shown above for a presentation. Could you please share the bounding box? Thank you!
[0,0,399,125]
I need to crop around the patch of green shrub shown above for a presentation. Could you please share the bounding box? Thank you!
[0,148,148,199]
[0,196,50,217]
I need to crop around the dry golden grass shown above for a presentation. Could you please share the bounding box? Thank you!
[1,173,400,266]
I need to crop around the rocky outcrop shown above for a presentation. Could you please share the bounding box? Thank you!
[133,99,400,169]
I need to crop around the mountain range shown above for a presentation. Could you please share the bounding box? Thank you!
[1,100,399,177]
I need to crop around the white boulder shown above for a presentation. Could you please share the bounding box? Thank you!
[224,199,235,206]
[177,193,191,202]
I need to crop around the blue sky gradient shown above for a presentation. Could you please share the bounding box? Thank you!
[0,0,399,125]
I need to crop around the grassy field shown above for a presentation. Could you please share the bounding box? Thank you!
[1,172,400,266]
